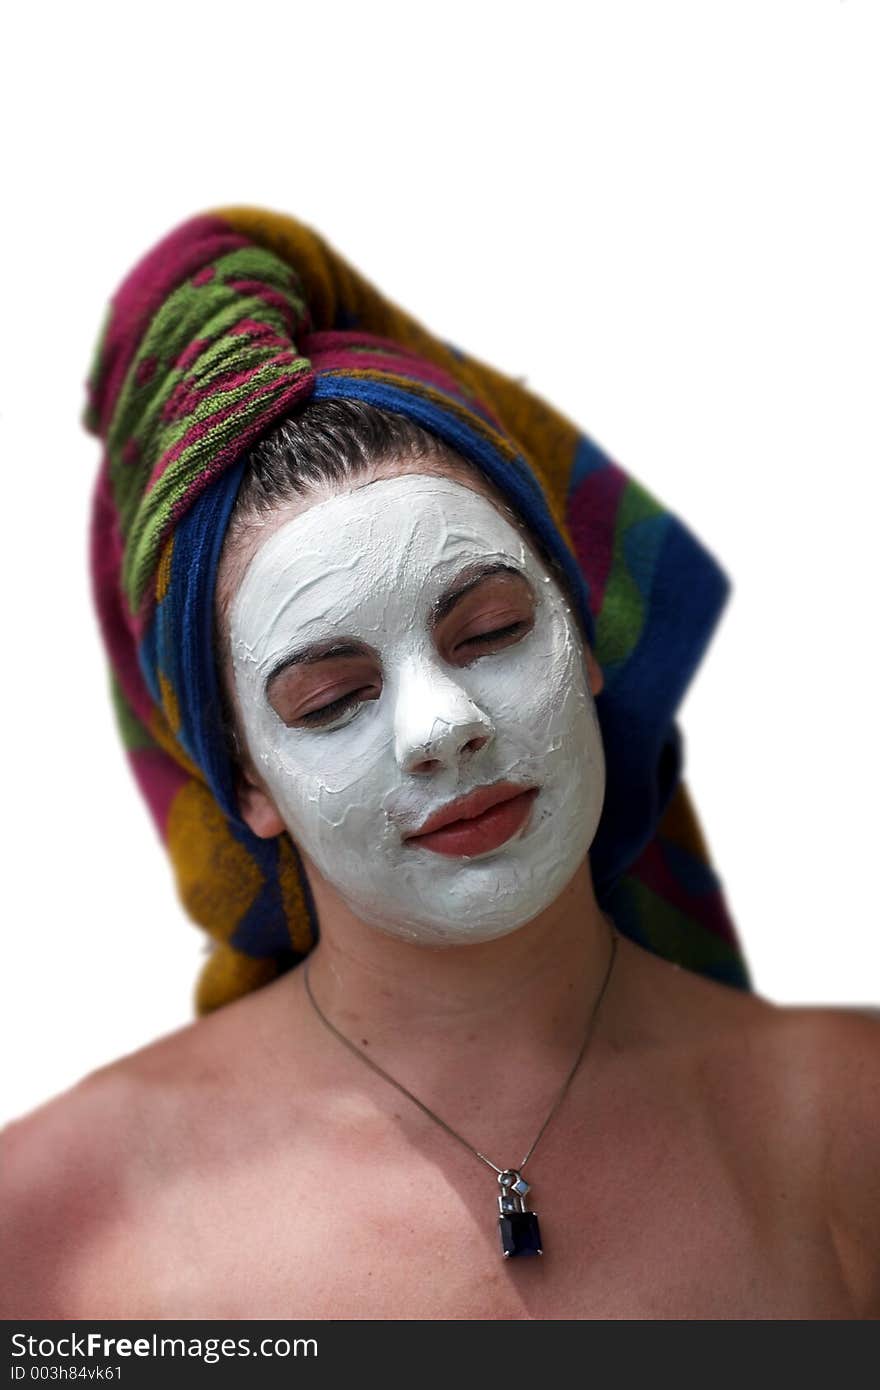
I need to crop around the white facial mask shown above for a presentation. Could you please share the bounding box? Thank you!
[229,474,605,945]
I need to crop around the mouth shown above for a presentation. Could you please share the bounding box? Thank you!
[403,782,539,858]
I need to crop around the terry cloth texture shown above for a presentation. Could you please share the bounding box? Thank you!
[84,205,750,1013]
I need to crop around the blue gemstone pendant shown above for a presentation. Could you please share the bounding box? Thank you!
[497,1169,543,1257]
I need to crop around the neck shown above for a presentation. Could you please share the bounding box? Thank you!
[294,856,618,1121]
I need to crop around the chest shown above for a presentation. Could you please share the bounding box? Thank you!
[86,1112,856,1320]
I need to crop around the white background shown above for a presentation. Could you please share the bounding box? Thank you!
[2,0,877,1126]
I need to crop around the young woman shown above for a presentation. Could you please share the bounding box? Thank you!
[2,209,877,1320]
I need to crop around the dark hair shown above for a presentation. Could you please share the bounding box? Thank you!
[230,397,461,523]
[214,397,588,773]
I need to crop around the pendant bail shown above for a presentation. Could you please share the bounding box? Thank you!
[497,1169,543,1257]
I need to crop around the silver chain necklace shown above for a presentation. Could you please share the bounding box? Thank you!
[302,918,619,1259]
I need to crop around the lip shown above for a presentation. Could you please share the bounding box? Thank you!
[403,782,539,858]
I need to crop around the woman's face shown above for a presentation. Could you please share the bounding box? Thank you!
[228,471,606,945]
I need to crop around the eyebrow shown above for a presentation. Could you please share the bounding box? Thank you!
[266,640,370,689]
[430,561,530,628]
[265,561,530,689]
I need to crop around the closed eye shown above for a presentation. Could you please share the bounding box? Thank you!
[462,621,527,645]
[454,619,532,659]
[297,687,377,729]
[267,646,381,731]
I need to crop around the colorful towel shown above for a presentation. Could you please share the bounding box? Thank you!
[84,206,750,1012]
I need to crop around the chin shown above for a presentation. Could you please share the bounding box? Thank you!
[367,917,539,950]
[358,910,546,949]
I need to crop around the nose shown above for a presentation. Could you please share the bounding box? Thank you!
[393,661,495,775]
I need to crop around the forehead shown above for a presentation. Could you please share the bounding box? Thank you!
[230,474,538,666]
[237,473,533,591]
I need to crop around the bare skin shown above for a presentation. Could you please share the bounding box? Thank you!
[2,909,879,1320]
[3,455,877,1320]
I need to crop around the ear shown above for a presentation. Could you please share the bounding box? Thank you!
[585,647,604,698]
[236,766,286,839]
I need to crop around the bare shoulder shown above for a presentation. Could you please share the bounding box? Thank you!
[0,981,293,1318]
[628,944,880,1314]
[644,942,880,1148]
[620,933,880,1079]
[768,1002,880,1316]
[738,996,880,1191]
[1,1068,126,1315]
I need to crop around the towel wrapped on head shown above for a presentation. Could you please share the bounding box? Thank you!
[84,205,749,1012]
